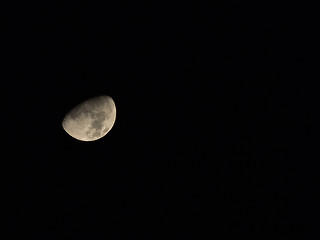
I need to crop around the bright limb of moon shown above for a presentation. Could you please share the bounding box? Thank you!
[62,95,116,141]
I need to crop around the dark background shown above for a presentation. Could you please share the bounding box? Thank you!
[3,1,316,239]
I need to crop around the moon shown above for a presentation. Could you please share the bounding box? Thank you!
[62,95,116,141]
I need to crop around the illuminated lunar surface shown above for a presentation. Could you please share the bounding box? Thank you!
[62,95,116,141]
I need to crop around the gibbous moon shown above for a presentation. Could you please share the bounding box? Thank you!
[62,95,116,141]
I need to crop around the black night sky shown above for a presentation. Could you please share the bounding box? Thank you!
[4,1,316,239]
